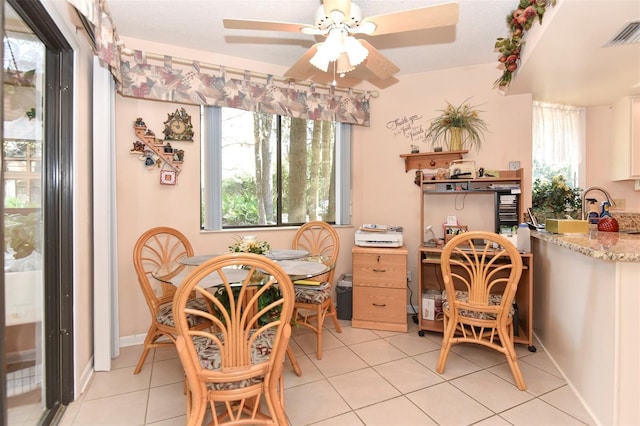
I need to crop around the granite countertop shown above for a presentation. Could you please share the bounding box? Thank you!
[532,230,640,262]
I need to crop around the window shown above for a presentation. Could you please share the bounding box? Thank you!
[202,107,351,230]
[532,101,586,186]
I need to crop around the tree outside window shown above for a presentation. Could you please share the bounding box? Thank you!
[209,108,338,228]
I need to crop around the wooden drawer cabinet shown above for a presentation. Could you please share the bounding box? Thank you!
[351,246,408,332]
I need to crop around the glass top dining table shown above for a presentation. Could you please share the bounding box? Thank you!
[152,251,333,287]
[151,251,332,377]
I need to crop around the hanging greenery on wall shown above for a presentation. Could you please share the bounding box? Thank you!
[494,0,557,89]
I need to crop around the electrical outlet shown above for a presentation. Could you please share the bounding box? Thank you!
[612,198,626,210]
[407,271,412,282]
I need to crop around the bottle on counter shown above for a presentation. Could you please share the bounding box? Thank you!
[600,201,611,217]
[586,198,600,225]
[516,223,531,253]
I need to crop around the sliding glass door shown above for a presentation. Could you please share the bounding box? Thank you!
[3,5,45,423]
[2,0,74,423]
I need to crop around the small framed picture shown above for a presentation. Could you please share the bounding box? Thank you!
[160,170,176,185]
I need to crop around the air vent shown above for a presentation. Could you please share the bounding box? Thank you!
[605,20,640,46]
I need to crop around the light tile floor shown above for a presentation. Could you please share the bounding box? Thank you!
[60,317,595,425]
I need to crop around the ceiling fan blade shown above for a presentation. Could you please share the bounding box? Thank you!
[361,2,459,36]
[223,18,312,33]
[323,0,351,19]
[357,39,400,80]
[284,45,322,81]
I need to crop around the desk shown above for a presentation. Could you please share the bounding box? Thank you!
[153,254,335,376]
[417,247,535,351]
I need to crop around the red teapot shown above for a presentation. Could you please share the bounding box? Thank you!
[597,216,619,232]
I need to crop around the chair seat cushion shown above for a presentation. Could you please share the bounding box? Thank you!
[156,298,208,328]
[442,290,515,320]
[192,328,276,390]
[295,287,331,304]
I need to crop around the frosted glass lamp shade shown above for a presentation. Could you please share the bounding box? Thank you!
[343,36,368,67]
[309,28,369,75]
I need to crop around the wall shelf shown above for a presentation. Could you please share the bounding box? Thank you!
[131,124,184,174]
[399,150,468,172]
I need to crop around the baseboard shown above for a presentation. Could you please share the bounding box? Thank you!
[78,356,94,396]
[119,333,147,348]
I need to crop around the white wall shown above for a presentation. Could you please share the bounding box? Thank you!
[586,105,640,212]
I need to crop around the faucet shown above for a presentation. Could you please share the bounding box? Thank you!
[581,187,616,220]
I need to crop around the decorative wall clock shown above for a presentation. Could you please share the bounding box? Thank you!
[163,107,194,141]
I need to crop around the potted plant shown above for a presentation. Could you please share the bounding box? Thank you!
[223,236,281,325]
[532,175,582,222]
[228,235,270,255]
[425,99,488,152]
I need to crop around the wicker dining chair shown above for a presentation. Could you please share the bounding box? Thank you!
[436,231,527,390]
[291,221,342,360]
[132,226,211,375]
[173,253,295,425]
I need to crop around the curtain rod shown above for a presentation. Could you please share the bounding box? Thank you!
[119,48,379,98]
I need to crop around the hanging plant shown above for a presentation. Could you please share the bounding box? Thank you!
[494,0,557,89]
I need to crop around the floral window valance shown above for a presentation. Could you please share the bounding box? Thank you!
[66,0,372,126]
[120,53,371,125]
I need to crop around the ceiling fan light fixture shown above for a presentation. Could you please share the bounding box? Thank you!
[309,46,331,72]
[323,29,344,59]
[310,27,368,75]
[343,36,368,67]
[336,53,355,76]
[310,32,343,71]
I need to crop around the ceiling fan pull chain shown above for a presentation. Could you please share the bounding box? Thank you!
[332,60,337,86]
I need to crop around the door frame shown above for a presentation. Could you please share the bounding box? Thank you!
[1,0,75,422]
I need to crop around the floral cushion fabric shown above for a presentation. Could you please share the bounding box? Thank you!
[295,287,331,304]
[156,298,208,328]
[192,328,276,390]
[441,290,515,320]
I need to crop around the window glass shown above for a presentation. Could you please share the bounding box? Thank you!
[532,101,585,186]
[203,107,348,229]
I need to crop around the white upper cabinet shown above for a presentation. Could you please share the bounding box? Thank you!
[612,96,640,181]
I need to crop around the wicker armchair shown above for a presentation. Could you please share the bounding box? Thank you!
[436,231,527,390]
[291,221,341,360]
[173,253,294,425]
[132,227,211,374]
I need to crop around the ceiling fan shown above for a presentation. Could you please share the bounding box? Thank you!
[223,0,459,88]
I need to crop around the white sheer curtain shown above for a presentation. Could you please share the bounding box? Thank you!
[532,101,586,187]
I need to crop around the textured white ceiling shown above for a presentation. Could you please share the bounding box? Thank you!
[107,0,640,106]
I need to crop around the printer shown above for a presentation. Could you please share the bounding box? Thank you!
[355,229,403,247]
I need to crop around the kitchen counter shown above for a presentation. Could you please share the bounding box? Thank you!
[531,231,640,425]
[532,229,640,262]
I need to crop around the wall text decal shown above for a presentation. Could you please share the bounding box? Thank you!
[386,114,428,144]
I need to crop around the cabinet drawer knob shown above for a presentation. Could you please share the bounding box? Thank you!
[372,303,387,307]
[372,268,387,272]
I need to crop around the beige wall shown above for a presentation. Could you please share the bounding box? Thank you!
[114,34,535,340]
[37,2,638,406]
[351,65,533,288]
